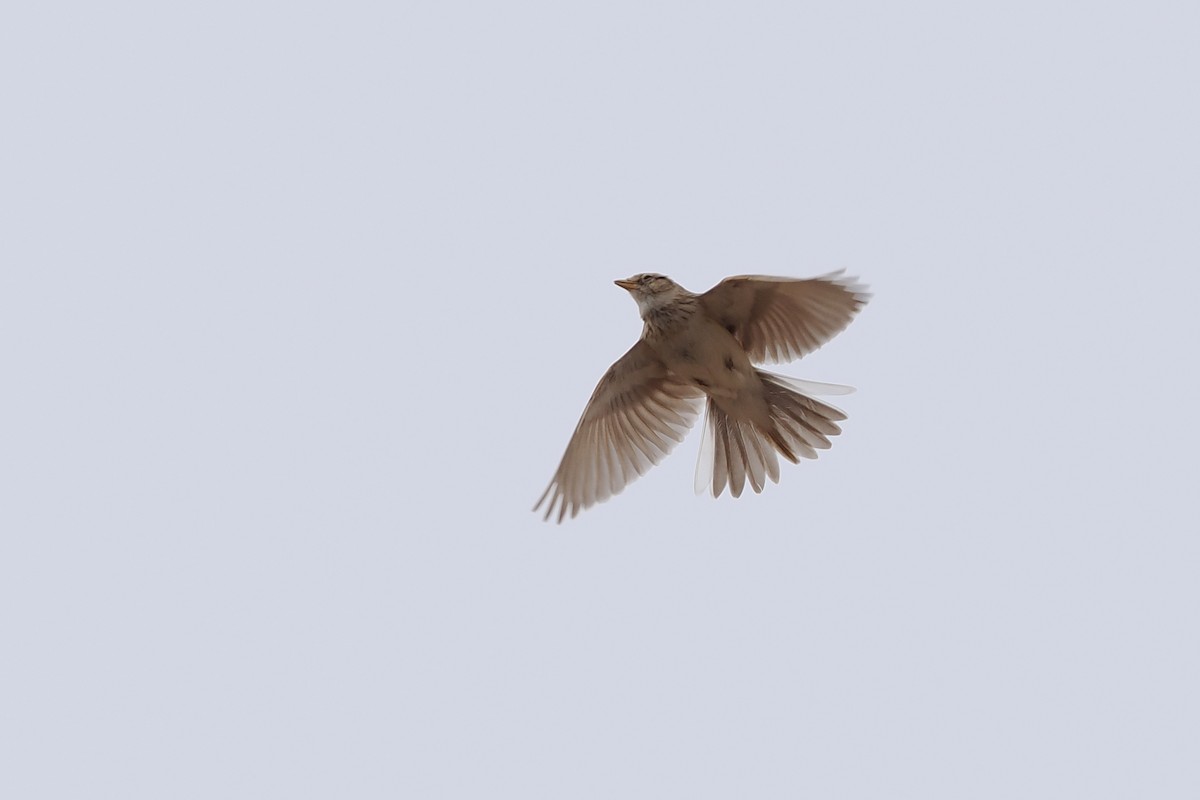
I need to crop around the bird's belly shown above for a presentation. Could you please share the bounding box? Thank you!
[660,332,755,399]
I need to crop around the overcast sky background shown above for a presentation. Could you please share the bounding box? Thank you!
[3,1,1199,797]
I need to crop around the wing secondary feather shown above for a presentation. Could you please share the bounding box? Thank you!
[535,340,703,522]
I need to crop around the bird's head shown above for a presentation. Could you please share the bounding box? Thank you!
[614,273,685,316]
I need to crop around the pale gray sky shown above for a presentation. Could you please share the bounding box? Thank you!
[3,1,1199,797]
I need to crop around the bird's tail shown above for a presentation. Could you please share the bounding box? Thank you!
[695,372,852,498]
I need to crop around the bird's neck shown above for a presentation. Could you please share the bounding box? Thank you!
[641,291,698,341]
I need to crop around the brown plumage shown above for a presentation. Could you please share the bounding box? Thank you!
[535,271,869,522]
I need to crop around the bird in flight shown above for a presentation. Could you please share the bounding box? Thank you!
[534,271,869,522]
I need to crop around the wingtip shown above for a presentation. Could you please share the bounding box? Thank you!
[820,269,872,303]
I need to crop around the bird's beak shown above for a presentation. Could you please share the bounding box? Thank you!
[614,278,638,291]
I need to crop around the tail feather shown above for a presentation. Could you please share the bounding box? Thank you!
[695,370,850,499]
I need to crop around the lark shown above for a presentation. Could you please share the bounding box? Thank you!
[535,272,869,522]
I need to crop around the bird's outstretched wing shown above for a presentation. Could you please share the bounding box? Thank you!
[698,271,870,364]
[535,340,703,523]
